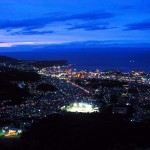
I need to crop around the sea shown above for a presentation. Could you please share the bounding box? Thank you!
[0,48,150,73]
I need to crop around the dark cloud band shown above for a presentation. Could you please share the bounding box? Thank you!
[125,20,150,31]
[0,11,115,31]
[67,23,116,31]
[11,30,54,35]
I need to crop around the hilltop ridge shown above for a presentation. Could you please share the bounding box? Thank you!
[0,55,19,62]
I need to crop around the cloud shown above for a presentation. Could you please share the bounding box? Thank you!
[67,23,116,31]
[67,11,114,21]
[0,11,115,30]
[11,30,54,35]
[0,41,62,48]
[125,20,150,31]
[0,19,46,30]
[0,40,150,48]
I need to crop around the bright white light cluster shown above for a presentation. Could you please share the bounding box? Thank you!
[65,102,99,113]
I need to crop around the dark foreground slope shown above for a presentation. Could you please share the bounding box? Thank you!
[14,113,150,150]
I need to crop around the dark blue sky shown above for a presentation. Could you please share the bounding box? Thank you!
[0,0,150,49]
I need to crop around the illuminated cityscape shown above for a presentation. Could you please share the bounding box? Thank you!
[0,59,150,127]
[0,55,150,150]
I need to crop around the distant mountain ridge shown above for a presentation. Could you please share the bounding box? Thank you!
[0,55,19,62]
[0,55,68,67]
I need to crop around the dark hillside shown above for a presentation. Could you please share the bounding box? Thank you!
[19,114,150,150]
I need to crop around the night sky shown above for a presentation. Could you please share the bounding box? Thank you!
[0,0,150,49]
